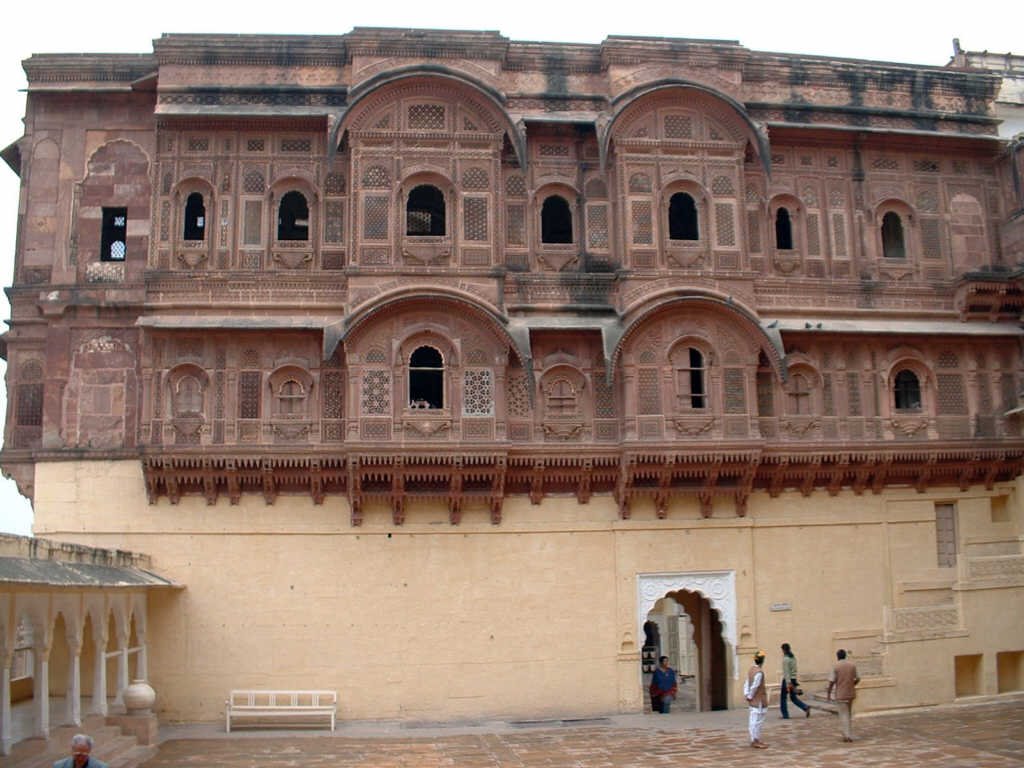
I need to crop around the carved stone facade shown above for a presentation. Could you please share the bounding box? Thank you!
[2,30,1023,725]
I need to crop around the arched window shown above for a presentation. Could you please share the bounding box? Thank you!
[881,211,905,259]
[668,193,699,240]
[174,375,204,416]
[183,192,206,240]
[409,346,444,409]
[674,347,707,410]
[787,371,812,414]
[775,207,793,250]
[406,185,446,236]
[893,369,922,411]
[277,191,309,241]
[545,378,578,416]
[276,379,305,417]
[541,195,573,244]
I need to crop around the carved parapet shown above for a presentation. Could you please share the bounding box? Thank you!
[672,416,715,437]
[401,415,452,438]
[960,554,1024,587]
[401,236,451,266]
[883,604,966,643]
[85,261,125,283]
[272,247,314,269]
[665,242,706,269]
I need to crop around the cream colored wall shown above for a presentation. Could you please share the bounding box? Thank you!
[31,461,1024,722]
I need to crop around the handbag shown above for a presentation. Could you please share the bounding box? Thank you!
[790,680,804,696]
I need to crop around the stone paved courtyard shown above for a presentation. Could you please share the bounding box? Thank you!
[141,698,1024,767]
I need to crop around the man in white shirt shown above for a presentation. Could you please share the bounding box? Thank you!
[743,649,769,748]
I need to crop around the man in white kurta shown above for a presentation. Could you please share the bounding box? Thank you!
[743,650,769,748]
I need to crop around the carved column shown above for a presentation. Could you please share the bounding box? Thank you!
[114,615,130,707]
[65,630,82,727]
[90,615,108,716]
[31,628,52,738]
[0,647,12,755]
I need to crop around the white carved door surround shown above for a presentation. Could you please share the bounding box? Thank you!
[638,571,737,679]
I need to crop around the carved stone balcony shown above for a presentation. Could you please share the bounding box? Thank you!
[401,236,451,266]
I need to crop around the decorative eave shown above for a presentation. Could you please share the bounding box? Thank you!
[953,268,1024,321]
[139,442,1024,526]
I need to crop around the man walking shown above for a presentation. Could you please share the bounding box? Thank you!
[649,655,678,713]
[826,649,860,742]
[743,649,768,748]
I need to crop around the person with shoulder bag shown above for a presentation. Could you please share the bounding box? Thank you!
[780,642,811,719]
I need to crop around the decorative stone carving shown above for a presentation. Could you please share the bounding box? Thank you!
[673,416,715,436]
[403,417,451,437]
[402,238,451,266]
[772,251,801,275]
[638,571,738,679]
[542,422,583,440]
[177,250,208,268]
[666,246,705,268]
[890,416,929,436]
[537,247,578,272]
[272,422,311,442]
[272,250,313,269]
[781,417,819,438]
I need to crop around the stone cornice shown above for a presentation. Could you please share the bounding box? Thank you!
[152,34,349,68]
[23,54,156,87]
[130,442,1024,524]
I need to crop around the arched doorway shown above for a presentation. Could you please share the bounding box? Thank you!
[639,572,735,712]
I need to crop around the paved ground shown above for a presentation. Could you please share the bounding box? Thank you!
[143,698,1024,767]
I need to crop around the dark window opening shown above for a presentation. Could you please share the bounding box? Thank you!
[676,347,706,409]
[183,192,206,240]
[668,193,699,240]
[101,207,127,261]
[881,211,905,259]
[894,369,922,411]
[775,207,793,250]
[541,195,573,244]
[15,383,43,427]
[277,191,309,241]
[409,346,444,409]
[406,185,446,236]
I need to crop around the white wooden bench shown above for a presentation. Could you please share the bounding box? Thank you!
[225,690,337,732]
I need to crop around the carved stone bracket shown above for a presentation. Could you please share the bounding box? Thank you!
[673,416,715,437]
[272,250,314,269]
[890,416,930,437]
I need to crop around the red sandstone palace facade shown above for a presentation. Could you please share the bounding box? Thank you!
[1,30,1022,730]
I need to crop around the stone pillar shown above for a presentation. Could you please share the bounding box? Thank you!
[65,635,82,726]
[115,624,130,708]
[90,620,108,716]
[1,657,12,755]
[32,640,50,738]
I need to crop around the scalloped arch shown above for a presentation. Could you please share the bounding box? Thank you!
[600,81,769,175]
[330,67,526,168]
[614,292,786,381]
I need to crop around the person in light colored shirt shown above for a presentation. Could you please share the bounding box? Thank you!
[743,649,769,748]
[827,648,861,742]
